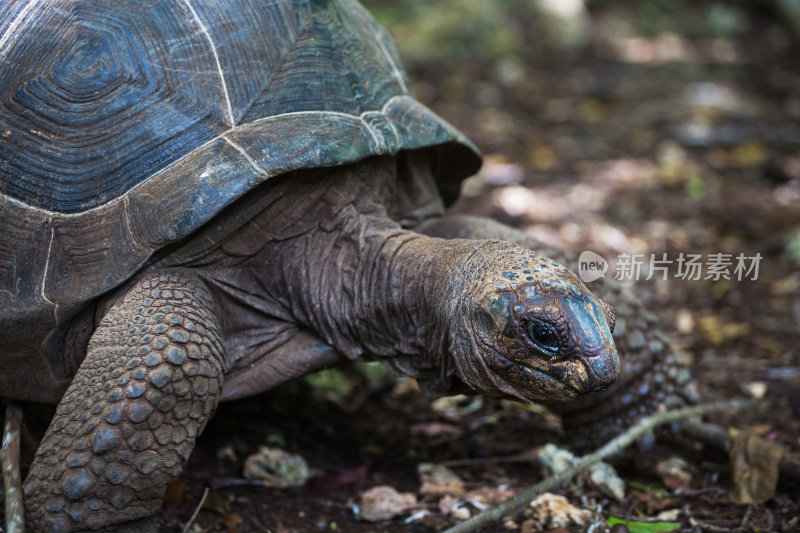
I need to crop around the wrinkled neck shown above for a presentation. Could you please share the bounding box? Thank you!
[287,211,476,384]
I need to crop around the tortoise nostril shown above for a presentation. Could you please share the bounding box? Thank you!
[585,348,620,387]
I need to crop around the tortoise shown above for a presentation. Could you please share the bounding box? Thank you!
[0,0,622,531]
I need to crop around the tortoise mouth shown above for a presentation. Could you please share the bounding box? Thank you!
[496,347,619,403]
[489,352,583,402]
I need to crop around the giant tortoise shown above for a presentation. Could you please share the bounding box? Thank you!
[0,0,622,531]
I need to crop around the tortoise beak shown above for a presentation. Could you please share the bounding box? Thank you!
[572,347,619,393]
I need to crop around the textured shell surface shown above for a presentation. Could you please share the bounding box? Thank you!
[0,0,480,400]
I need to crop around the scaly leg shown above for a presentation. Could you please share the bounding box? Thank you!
[23,270,226,532]
[414,215,699,446]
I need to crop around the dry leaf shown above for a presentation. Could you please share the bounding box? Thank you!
[420,480,466,496]
[391,377,420,396]
[409,422,462,437]
[307,465,368,492]
[202,490,231,516]
[163,480,188,508]
[430,395,484,420]
[697,316,750,346]
[450,504,471,520]
[730,141,767,168]
[656,457,693,490]
[243,445,310,488]
[729,428,784,504]
[418,463,465,496]
[525,493,592,529]
[360,485,417,522]
[502,519,519,529]
[481,155,525,184]
[464,486,515,506]
[748,423,773,436]
[437,494,459,515]
[530,146,557,171]
[224,513,243,533]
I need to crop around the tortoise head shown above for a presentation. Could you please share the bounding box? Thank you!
[447,242,619,402]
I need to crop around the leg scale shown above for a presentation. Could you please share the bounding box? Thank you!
[24,270,225,532]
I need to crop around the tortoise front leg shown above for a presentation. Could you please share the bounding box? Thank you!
[24,271,225,532]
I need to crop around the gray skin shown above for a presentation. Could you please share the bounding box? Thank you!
[21,151,619,532]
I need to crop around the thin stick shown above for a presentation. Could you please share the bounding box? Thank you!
[442,399,753,533]
[182,486,210,533]
[2,403,24,533]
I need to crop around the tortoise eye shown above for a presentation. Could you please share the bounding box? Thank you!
[526,320,561,351]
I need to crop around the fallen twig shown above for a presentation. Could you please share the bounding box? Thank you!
[442,399,753,533]
[182,486,210,533]
[2,403,24,533]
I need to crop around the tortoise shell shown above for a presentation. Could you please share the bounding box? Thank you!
[0,0,480,393]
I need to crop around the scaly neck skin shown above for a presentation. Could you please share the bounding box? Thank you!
[268,207,478,386]
[198,157,476,389]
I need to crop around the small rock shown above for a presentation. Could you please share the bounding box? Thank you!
[359,485,417,522]
[242,445,310,488]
